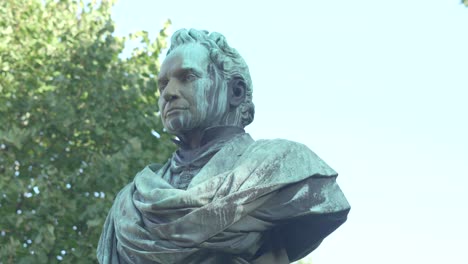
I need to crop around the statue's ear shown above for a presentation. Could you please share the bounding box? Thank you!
[228,76,246,108]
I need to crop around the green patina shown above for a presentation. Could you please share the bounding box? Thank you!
[98,29,350,264]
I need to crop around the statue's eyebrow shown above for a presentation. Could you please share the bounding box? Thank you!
[157,70,167,81]
[157,67,202,85]
[173,67,203,78]
[157,75,168,85]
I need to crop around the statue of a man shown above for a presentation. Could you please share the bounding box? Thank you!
[98,29,350,264]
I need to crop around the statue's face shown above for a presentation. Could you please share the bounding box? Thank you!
[158,43,227,135]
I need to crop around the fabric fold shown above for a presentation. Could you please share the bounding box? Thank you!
[98,134,350,263]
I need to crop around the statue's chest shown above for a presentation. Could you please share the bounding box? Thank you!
[166,166,203,190]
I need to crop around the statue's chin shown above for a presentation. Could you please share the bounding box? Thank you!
[162,111,229,136]
[163,116,196,135]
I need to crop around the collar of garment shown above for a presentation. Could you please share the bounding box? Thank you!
[171,126,245,165]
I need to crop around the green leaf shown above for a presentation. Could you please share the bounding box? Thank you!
[0,1,173,262]
[86,218,103,228]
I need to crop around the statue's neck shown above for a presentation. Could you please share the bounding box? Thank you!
[175,126,245,150]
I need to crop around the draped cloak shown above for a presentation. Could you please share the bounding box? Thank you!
[97,133,350,263]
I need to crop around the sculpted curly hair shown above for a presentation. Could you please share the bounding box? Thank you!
[167,29,255,128]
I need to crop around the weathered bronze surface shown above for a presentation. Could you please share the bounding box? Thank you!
[98,29,350,264]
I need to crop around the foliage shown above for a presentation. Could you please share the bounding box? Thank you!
[464,0,468,7]
[0,0,174,262]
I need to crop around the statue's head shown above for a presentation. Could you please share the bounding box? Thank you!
[158,29,254,136]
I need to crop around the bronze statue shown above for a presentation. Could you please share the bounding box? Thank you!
[98,29,350,264]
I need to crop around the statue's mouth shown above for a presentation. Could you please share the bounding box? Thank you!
[165,107,188,117]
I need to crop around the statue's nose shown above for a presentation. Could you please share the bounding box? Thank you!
[162,81,180,102]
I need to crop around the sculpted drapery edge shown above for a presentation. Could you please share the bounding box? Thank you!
[97,134,350,263]
[98,28,350,264]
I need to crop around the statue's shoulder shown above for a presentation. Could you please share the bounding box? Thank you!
[109,164,162,206]
[148,162,164,172]
[114,163,166,200]
[251,138,315,156]
[245,138,337,178]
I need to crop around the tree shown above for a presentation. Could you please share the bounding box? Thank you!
[0,0,174,262]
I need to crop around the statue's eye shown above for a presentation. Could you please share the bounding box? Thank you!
[183,73,197,82]
[158,80,168,91]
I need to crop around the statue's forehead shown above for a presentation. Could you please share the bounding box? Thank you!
[164,43,210,69]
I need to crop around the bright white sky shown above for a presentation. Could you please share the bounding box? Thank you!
[111,1,468,263]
